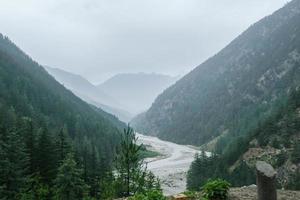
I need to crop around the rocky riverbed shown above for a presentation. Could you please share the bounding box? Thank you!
[137,133,209,195]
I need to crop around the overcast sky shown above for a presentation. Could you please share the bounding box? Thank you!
[0,0,290,83]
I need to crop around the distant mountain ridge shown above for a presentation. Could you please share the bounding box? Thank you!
[45,66,133,122]
[132,0,300,147]
[44,66,120,107]
[97,73,179,114]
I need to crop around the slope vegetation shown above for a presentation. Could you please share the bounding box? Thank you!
[0,34,125,198]
[133,0,300,147]
[187,88,300,190]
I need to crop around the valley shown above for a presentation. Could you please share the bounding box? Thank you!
[1,0,300,199]
[137,133,207,195]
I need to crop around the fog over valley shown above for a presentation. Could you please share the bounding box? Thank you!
[0,0,288,83]
[1,1,300,199]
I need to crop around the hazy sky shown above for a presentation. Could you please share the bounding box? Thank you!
[0,0,289,83]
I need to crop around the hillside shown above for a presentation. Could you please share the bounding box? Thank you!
[132,0,300,146]
[45,66,133,122]
[0,34,125,198]
[98,73,178,114]
[187,88,300,191]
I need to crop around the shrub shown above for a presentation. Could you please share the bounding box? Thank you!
[201,179,231,200]
[275,151,286,167]
[183,190,198,199]
[291,142,300,164]
[128,189,166,200]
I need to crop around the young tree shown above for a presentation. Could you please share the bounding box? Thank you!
[54,153,88,200]
[115,125,142,197]
[114,125,160,197]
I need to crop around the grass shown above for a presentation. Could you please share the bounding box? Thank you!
[139,144,161,159]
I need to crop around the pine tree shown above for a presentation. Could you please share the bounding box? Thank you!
[89,145,101,198]
[98,171,115,200]
[36,128,56,185]
[0,129,29,199]
[115,125,142,197]
[22,118,37,175]
[53,153,88,200]
[114,125,160,197]
[187,151,210,190]
[19,175,50,200]
[56,125,71,164]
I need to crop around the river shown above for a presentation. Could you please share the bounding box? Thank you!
[136,133,204,196]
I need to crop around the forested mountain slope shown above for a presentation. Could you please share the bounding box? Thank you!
[0,34,124,198]
[187,88,300,190]
[132,0,300,146]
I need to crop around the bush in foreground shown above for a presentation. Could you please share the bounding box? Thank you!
[128,189,166,200]
[201,179,230,200]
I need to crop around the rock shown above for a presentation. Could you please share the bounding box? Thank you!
[171,194,189,200]
[229,187,300,200]
[256,161,277,200]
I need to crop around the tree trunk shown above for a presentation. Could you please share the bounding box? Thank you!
[256,161,277,200]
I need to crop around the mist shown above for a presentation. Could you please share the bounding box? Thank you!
[0,0,289,83]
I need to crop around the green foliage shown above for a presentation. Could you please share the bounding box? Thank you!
[201,179,230,200]
[183,190,197,199]
[188,88,300,190]
[229,161,255,186]
[133,0,300,149]
[36,128,57,185]
[287,169,300,190]
[275,151,287,167]
[139,145,161,160]
[270,137,281,149]
[115,125,143,196]
[19,175,50,200]
[56,125,72,164]
[0,34,125,199]
[53,153,89,200]
[97,172,115,200]
[0,129,29,199]
[114,125,161,197]
[128,189,166,200]
[291,142,300,164]
[187,151,217,190]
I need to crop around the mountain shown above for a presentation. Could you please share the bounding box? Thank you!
[97,73,179,114]
[0,34,125,198]
[187,88,300,190]
[45,66,133,122]
[132,0,300,146]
